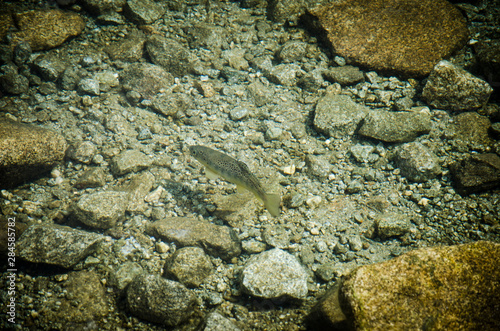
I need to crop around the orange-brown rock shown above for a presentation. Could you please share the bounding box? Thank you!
[311,0,468,77]
[311,241,500,330]
[10,9,85,51]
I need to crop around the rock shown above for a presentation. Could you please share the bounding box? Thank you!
[105,29,145,62]
[10,9,85,51]
[164,246,214,288]
[81,0,126,15]
[36,271,109,326]
[262,224,290,249]
[123,171,155,213]
[223,48,249,71]
[450,153,500,195]
[150,92,191,118]
[277,40,307,63]
[229,106,250,121]
[123,0,166,24]
[453,112,494,148]
[77,78,100,95]
[298,68,325,92]
[475,40,500,87]
[393,142,441,182]
[95,70,119,92]
[350,144,377,164]
[239,248,309,300]
[186,23,227,52]
[358,110,432,143]
[247,81,273,107]
[145,35,192,78]
[324,65,364,86]
[67,141,97,164]
[32,54,67,82]
[60,66,81,90]
[74,167,107,189]
[203,312,242,331]
[267,0,308,25]
[266,63,303,86]
[310,0,468,77]
[313,94,368,138]
[305,154,331,180]
[126,273,196,326]
[110,149,153,176]
[0,73,29,95]
[112,262,144,291]
[146,217,241,261]
[0,120,67,188]
[13,40,32,66]
[331,241,500,330]
[18,224,105,268]
[73,191,129,229]
[422,60,493,111]
[120,62,174,100]
[375,212,411,239]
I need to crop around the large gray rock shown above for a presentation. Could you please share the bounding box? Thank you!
[0,120,67,188]
[110,149,153,176]
[203,312,242,331]
[358,110,431,143]
[120,62,174,99]
[311,241,500,330]
[393,142,441,182]
[164,246,214,288]
[18,224,105,268]
[240,248,309,300]
[146,217,241,261]
[73,191,129,229]
[310,0,468,77]
[126,273,196,326]
[422,60,493,112]
[145,35,192,78]
[123,0,165,24]
[313,94,368,138]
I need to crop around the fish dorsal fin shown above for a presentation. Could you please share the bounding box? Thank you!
[205,167,219,180]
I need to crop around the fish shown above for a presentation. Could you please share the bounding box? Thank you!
[189,145,281,217]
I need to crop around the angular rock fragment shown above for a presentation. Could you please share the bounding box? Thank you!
[146,217,241,261]
[127,273,196,326]
[314,94,368,138]
[164,246,214,288]
[393,142,441,182]
[358,110,431,143]
[110,149,153,176]
[73,191,129,229]
[450,153,500,195]
[18,224,105,268]
[423,60,493,111]
[240,248,309,300]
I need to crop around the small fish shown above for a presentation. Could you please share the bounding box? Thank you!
[189,145,281,217]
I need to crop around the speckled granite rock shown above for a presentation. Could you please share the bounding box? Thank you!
[310,0,468,77]
[73,191,129,229]
[240,248,309,300]
[10,9,85,51]
[146,217,241,261]
[358,110,431,143]
[422,60,493,111]
[36,271,110,327]
[0,120,67,188]
[393,142,441,182]
[312,241,500,330]
[314,94,368,138]
[18,224,105,268]
[126,273,196,326]
[163,246,214,288]
[120,62,174,99]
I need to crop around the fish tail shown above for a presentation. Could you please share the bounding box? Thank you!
[264,193,281,217]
